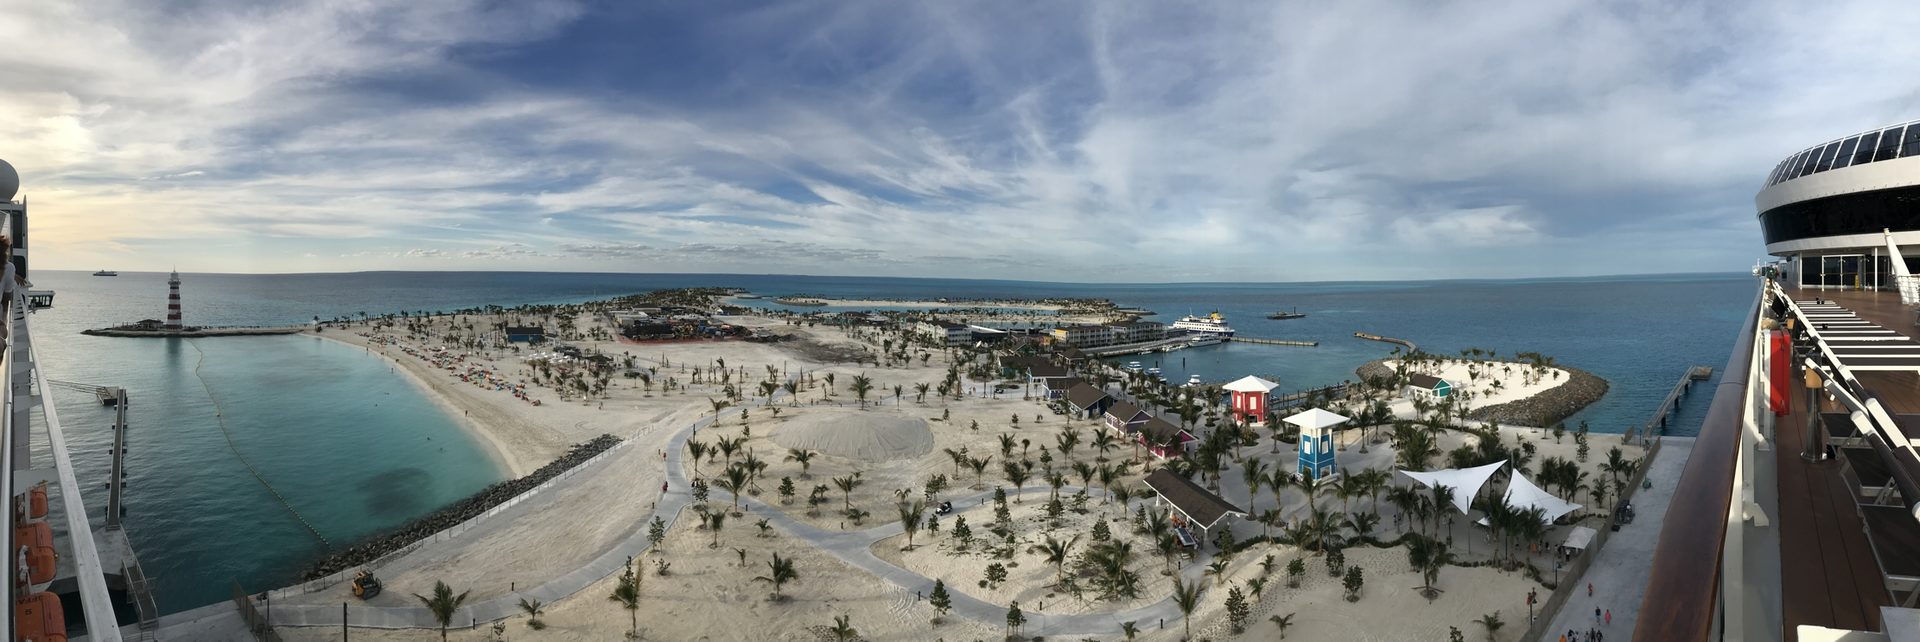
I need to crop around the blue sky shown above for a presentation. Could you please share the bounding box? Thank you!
[6,0,1920,282]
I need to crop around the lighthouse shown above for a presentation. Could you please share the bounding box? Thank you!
[164,269,182,331]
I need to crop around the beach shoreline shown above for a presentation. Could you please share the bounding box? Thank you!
[308,330,534,478]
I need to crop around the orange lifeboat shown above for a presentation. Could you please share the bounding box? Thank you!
[26,482,48,522]
[14,521,57,591]
[14,591,67,642]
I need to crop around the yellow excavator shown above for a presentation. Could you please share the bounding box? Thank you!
[351,570,382,599]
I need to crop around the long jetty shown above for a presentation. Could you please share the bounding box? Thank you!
[1624,365,1713,442]
[1228,336,1318,347]
[81,326,306,338]
[1354,331,1417,352]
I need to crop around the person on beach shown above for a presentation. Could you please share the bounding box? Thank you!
[1605,609,1611,626]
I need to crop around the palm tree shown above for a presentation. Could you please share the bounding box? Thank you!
[1028,534,1080,586]
[943,447,968,477]
[1092,430,1117,460]
[1269,612,1295,639]
[1241,458,1271,507]
[997,433,1017,458]
[754,552,800,600]
[1473,611,1505,641]
[705,511,728,548]
[608,558,642,637]
[898,500,925,549]
[850,373,874,406]
[827,613,858,641]
[720,464,750,512]
[1171,577,1203,640]
[1344,511,1379,539]
[413,581,470,641]
[708,397,731,419]
[1407,534,1454,600]
[785,448,816,478]
[914,382,930,403]
[686,439,709,479]
[967,455,993,489]
[832,473,864,512]
[1266,469,1297,511]
[1003,461,1031,501]
[517,596,545,630]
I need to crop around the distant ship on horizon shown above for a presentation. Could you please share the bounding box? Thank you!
[92,269,117,276]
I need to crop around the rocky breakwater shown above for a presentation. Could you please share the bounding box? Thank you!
[1466,366,1608,427]
[1355,359,1609,428]
[300,434,623,580]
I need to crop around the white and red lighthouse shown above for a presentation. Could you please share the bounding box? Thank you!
[163,269,182,331]
[1223,375,1280,424]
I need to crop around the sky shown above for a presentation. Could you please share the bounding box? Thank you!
[4,0,1920,282]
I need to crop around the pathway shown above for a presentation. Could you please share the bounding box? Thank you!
[1538,437,1695,640]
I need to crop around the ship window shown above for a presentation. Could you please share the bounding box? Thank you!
[1814,142,1842,173]
[1902,126,1920,158]
[1854,131,1881,166]
[1767,160,1786,186]
[1787,150,1810,179]
[1796,148,1819,178]
[1835,137,1860,169]
[1878,126,1906,161]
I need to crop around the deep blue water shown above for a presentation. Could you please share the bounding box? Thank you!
[26,269,1753,615]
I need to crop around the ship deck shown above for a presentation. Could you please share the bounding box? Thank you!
[1776,286,1920,639]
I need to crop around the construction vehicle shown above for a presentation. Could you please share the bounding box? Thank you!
[351,570,382,599]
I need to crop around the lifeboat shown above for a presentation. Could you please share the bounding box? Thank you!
[14,521,57,591]
[27,482,47,522]
[14,591,67,642]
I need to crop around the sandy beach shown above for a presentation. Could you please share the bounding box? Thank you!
[239,300,1639,641]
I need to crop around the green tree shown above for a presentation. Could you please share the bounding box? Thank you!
[898,500,926,550]
[1269,612,1295,639]
[1474,611,1505,641]
[827,613,858,642]
[647,516,666,552]
[412,580,470,642]
[928,579,952,622]
[851,373,874,406]
[1028,534,1080,587]
[785,448,817,478]
[608,558,642,638]
[1342,565,1364,602]
[1006,601,1027,639]
[984,562,1008,588]
[1225,586,1250,634]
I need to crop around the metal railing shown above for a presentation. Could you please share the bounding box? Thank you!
[24,312,124,640]
[1634,284,1763,640]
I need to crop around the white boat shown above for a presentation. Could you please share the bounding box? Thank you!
[1186,334,1222,347]
[1124,361,1143,372]
[1170,311,1235,337]
[1185,375,1203,387]
[1146,367,1162,376]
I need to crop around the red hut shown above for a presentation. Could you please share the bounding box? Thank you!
[1223,375,1280,424]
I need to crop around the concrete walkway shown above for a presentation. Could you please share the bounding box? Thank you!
[1538,437,1695,641]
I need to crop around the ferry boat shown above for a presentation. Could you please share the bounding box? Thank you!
[1642,119,1920,641]
[1170,311,1235,337]
[92,269,117,276]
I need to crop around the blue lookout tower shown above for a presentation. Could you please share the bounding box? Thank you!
[1286,408,1350,484]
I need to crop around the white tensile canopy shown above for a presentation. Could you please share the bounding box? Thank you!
[1222,375,1281,393]
[1398,460,1507,515]
[1504,473,1583,523]
[1283,408,1349,431]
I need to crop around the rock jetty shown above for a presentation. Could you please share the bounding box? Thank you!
[1355,359,1609,428]
[300,434,623,580]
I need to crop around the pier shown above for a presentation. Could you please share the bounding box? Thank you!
[1354,331,1418,352]
[80,325,306,338]
[1625,365,1713,442]
[1079,336,1201,357]
[1226,336,1318,347]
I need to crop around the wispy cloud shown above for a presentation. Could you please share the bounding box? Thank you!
[5,1,1917,280]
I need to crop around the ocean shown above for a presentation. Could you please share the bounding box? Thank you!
[26,269,1752,615]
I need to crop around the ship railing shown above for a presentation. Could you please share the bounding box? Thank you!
[5,308,124,640]
[1634,281,1765,641]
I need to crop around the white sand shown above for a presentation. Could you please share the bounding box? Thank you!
[772,409,934,462]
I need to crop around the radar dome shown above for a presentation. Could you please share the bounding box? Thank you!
[0,159,15,202]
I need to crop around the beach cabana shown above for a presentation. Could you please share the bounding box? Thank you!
[1405,373,1453,401]
[1222,375,1281,424]
[1038,376,1085,400]
[1142,469,1247,549]
[1397,460,1507,514]
[1137,417,1197,459]
[1103,400,1150,435]
[1064,383,1113,419]
[1559,526,1598,558]
[1503,473,1583,523]
[1286,408,1349,483]
[1027,363,1072,390]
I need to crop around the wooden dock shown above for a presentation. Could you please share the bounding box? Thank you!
[1227,337,1318,347]
[1353,331,1418,353]
[1626,365,1712,441]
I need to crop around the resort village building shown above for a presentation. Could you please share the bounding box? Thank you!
[914,319,973,346]
[1102,400,1150,434]
[1048,324,1114,348]
[1404,373,1454,401]
[1048,320,1166,349]
[1222,375,1280,424]
[1063,382,1113,419]
[1141,469,1246,549]
[1138,416,1198,459]
[502,325,546,343]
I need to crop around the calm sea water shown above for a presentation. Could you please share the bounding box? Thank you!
[26,269,1752,615]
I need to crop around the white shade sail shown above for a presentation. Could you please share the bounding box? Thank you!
[1398,460,1506,515]
[1503,473,1583,523]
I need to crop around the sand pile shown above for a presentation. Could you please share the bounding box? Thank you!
[771,409,933,462]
